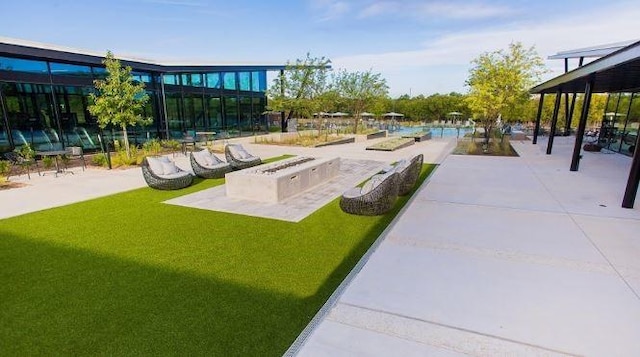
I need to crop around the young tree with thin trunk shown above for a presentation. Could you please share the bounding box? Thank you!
[466,42,545,146]
[333,69,389,134]
[267,53,331,132]
[89,51,151,159]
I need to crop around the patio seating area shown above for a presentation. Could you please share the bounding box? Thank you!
[141,156,194,190]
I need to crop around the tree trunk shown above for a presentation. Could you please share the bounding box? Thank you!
[122,125,131,160]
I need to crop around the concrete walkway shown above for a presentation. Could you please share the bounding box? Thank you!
[291,136,640,356]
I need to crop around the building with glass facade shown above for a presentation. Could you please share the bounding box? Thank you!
[530,39,640,208]
[0,38,286,153]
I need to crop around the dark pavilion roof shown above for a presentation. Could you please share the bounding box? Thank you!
[531,40,640,94]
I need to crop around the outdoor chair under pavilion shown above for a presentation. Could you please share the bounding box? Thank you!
[394,154,424,196]
[340,170,399,216]
[190,149,232,179]
[141,156,193,190]
[225,144,261,170]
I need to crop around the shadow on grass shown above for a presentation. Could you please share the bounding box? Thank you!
[0,163,437,356]
[1,233,312,356]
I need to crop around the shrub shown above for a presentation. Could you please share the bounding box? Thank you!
[0,160,10,181]
[142,139,162,155]
[91,153,108,167]
[467,140,478,154]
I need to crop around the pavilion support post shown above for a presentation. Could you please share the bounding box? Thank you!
[567,92,578,135]
[532,93,544,145]
[546,90,562,155]
[564,93,570,135]
[570,79,593,171]
[622,133,640,208]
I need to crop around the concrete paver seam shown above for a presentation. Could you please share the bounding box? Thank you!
[516,143,640,302]
[331,302,580,357]
[386,234,617,275]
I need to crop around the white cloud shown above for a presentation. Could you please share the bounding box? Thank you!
[357,1,399,19]
[415,2,513,20]
[311,0,351,21]
[141,0,206,7]
[332,2,640,96]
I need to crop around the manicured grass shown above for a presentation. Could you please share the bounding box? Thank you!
[0,158,436,356]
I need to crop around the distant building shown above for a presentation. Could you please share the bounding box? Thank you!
[0,37,287,152]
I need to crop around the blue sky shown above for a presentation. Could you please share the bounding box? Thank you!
[1,0,638,96]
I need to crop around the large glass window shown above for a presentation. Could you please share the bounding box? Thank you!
[165,91,184,138]
[223,72,237,90]
[0,56,48,74]
[180,73,203,87]
[239,96,252,132]
[238,72,251,91]
[131,71,152,83]
[163,74,179,85]
[223,96,238,134]
[1,82,62,151]
[183,93,204,132]
[50,62,92,76]
[206,96,222,132]
[0,93,8,151]
[252,71,266,92]
[206,73,221,88]
[620,93,639,156]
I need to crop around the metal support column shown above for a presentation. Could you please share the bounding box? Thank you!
[546,90,562,155]
[570,78,593,171]
[622,134,640,208]
[279,69,286,133]
[532,93,544,145]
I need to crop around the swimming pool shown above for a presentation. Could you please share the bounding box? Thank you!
[392,126,474,138]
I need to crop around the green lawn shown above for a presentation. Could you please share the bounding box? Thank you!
[0,157,436,356]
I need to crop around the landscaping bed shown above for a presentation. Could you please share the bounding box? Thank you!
[366,131,387,140]
[313,137,355,147]
[366,137,415,151]
[402,131,432,142]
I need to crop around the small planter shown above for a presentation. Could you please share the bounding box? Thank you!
[313,137,355,147]
[403,131,432,142]
[366,137,415,151]
[366,131,387,140]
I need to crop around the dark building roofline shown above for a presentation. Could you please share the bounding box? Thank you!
[531,39,640,94]
[0,37,291,73]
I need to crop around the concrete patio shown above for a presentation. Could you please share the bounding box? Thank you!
[290,135,640,357]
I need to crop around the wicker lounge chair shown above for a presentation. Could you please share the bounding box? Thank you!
[395,154,423,196]
[190,149,231,179]
[141,156,193,190]
[4,151,39,180]
[340,170,399,216]
[225,144,261,170]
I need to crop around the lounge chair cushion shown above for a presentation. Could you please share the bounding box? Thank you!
[161,161,179,175]
[146,157,166,175]
[229,145,253,160]
[194,149,214,166]
[342,187,363,199]
[157,171,191,179]
[360,174,384,195]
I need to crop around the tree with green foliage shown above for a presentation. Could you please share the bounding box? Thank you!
[89,51,151,160]
[466,42,545,145]
[266,53,331,132]
[333,69,389,133]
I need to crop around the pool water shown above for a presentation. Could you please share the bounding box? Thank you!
[392,126,474,138]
